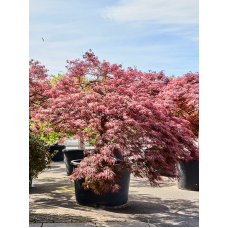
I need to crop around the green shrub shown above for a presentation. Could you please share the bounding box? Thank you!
[29,131,53,180]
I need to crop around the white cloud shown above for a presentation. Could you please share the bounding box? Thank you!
[102,0,198,24]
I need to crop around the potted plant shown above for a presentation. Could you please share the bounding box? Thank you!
[29,130,52,187]
[32,51,199,205]
[158,72,199,190]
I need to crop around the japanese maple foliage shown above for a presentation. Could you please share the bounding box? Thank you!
[29,59,51,115]
[29,59,53,137]
[158,73,199,137]
[32,50,199,195]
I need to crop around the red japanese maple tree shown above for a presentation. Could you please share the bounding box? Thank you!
[32,50,199,195]
[158,73,199,138]
[29,59,51,114]
[29,59,52,136]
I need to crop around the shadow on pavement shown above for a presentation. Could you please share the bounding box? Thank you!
[48,167,67,174]
[102,194,199,227]
[48,165,62,169]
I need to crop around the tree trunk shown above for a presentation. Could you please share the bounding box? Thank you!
[78,136,85,149]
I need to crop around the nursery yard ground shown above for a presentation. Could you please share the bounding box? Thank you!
[29,160,199,227]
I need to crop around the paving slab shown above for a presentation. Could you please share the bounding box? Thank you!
[29,223,42,227]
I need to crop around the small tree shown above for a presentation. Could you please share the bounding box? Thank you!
[32,50,198,195]
[29,63,67,145]
[29,59,51,114]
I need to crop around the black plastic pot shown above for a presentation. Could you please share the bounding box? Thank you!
[63,149,86,175]
[177,159,199,191]
[50,145,66,162]
[71,159,131,207]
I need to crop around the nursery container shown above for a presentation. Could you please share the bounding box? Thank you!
[71,159,131,207]
[177,159,199,191]
[63,149,85,175]
[50,145,66,162]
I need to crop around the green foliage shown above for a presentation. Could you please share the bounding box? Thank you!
[31,119,75,146]
[40,129,74,145]
[89,138,97,146]
[83,127,99,146]
[40,130,61,145]
[170,75,176,79]
[30,120,62,145]
[29,131,52,180]
[50,73,64,85]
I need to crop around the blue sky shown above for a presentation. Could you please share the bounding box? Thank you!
[29,0,199,77]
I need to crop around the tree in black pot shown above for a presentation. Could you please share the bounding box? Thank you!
[158,72,199,191]
[32,51,199,206]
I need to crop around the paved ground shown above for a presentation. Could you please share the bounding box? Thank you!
[29,159,199,227]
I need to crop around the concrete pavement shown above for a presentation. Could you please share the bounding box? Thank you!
[29,159,199,227]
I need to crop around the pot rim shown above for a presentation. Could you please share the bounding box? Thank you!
[50,145,66,148]
[70,159,132,167]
